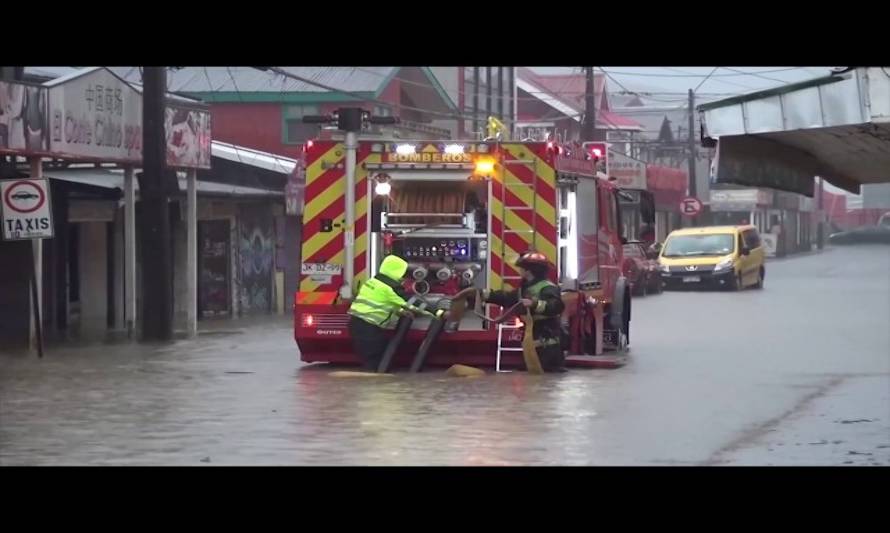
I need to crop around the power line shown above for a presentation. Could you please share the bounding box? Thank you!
[693,67,720,93]
[221,66,254,168]
[720,66,792,85]
[347,65,731,107]
[348,65,592,111]
[212,68,661,139]
[265,67,492,124]
[662,67,700,76]
[265,67,596,129]
[598,68,694,104]
[594,67,807,78]
[698,73,759,91]
[654,66,760,91]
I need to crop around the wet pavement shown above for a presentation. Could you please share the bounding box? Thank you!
[1,245,888,465]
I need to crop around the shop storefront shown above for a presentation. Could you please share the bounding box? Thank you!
[1,67,215,347]
[646,165,687,243]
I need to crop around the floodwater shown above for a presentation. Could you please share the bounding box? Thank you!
[2,246,888,465]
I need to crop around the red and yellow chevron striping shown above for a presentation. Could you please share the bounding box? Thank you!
[488,143,559,289]
[299,142,379,295]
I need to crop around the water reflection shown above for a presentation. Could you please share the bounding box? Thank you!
[2,317,612,466]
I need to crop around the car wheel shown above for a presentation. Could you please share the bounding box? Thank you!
[651,275,662,294]
[727,271,742,291]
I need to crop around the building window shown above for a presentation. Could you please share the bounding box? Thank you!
[374,105,391,117]
[283,105,319,145]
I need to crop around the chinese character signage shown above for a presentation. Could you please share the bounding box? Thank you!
[47,67,143,163]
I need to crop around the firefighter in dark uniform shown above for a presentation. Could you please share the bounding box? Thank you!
[347,254,433,370]
[456,251,567,372]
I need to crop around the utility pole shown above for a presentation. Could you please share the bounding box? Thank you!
[508,67,516,137]
[472,67,480,138]
[816,176,825,250]
[687,88,699,226]
[139,67,174,341]
[582,67,596,142]
[485,67,492,127]
[497,67,504,120]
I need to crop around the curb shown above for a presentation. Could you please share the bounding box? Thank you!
[768,247,834,261]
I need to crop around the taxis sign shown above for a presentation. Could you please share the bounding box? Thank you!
[1,179,54,240]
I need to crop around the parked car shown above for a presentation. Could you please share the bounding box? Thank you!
[829,213,890,244]
[829,226,890,244]
[622,241,661,296]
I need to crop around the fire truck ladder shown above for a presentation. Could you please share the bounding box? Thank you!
[496,320,523,373]
[499,158,538,286]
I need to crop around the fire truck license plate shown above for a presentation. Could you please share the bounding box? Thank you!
[302,263,342,275]
[683,276,701,283]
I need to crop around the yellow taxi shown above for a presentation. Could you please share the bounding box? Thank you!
[658,225,766,290]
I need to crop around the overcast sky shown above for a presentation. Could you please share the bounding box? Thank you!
[529,67,834,99]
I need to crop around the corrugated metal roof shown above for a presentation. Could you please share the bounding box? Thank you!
[42,66,108,87]
[516,77,578,119]
[519,68,606,113]
[24,66,84,80]
[517,68,643,131]
[107,67,395,94]
[211,141,297,174]
[598,110,643,131]
[125,82,207,106]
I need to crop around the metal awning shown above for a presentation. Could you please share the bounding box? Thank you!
[44,168,283,198]
[210,142,297,175]
[699,68,890,196]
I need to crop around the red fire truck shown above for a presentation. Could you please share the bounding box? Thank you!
[294,137,631,369]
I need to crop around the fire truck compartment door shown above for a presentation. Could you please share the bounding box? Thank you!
[576,177,599,285]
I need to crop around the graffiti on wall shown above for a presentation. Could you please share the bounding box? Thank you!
[238,210,274,313]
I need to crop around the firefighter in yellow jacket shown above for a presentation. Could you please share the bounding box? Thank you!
[347,255,433,370]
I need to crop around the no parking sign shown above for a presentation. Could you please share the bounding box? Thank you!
[680,196,703,217]
[1,179,54,240]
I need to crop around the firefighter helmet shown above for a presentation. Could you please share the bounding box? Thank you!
[515,251,548,269]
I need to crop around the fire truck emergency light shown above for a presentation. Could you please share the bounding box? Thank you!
[375,181,392,196]
[585,142,607,163]
[474,158,495,177]
[374,173,392,195]
[444,144,464,155]
[396,144,416,155]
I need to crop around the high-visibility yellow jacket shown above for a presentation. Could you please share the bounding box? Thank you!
[348,255,430,328]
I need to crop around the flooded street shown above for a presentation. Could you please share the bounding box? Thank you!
[2,246,888,466]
